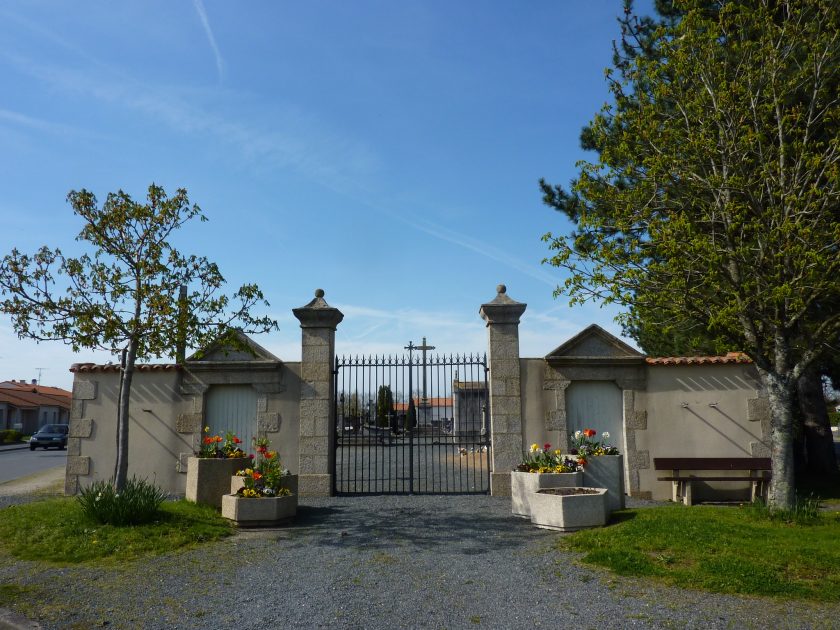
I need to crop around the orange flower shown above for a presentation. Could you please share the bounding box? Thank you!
[215,435,223,443]
[252,472,262,480]
[233,437,241,444]
[583,429,597,438]
[203,436,213,445]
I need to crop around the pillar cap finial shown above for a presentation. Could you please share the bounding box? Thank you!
[315,288,325,298]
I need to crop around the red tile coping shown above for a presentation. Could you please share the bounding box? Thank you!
[645,352,752,366]
[70,363,180,373]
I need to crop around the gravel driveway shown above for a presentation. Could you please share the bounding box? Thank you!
[0,494,837,629]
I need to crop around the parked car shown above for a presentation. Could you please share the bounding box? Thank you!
[29,424,69,450]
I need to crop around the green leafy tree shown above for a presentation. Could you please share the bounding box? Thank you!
[376,385,394,428]
[0,184,277,490]
[541,0,840,509]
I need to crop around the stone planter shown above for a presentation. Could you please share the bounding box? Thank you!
[221,493,297,527]
[185,457,250,509]
[582,454,625,514]
[529,487,607,532]
[230,474,299,496]
[511,470,582,518]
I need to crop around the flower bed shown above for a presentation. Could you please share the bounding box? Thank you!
[511,443,583,518]
[529,486,607,532]
[221,493,297,527]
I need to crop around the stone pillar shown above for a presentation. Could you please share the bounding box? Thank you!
[293,289,344,496]
[480,284,527,496]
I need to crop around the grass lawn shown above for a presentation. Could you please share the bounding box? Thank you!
[0,498,233,565]
[560,504,840,601]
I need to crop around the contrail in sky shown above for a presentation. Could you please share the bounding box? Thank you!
[193,0,224,81]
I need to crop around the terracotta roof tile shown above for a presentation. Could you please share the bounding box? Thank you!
[645,352,752,366]
[70,363,180,373]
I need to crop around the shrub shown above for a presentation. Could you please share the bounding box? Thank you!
[828,411,840,427]
[77,477,169,526]
[0,429,22,443]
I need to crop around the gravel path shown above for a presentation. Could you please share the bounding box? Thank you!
[1,493,838,629]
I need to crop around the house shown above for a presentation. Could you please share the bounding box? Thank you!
[0,380,71,433]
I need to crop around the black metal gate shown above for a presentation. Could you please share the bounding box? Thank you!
[333,344,490,495]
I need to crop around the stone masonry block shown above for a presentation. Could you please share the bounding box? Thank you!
[299,454,329,475]
[300,399,330,423]
[70,399,85,420]
[64,475,79,496]
[626,409,647,430]
[257,412,281,432]
[760,416,772,441]
[176,413,202,434]
[66,456,91,476]
[490,472,512,497]
[301,362,331,382]
[546,410,562,432]
[629,450,650,470]
[69,418,93,439]
[66,437,81,457]
[298,473,332,497]
[490,395,522,418]
[257,397,268,413]
[490,358,520,379]
[299,436,328,456]
[300,415,329,438]
[750,441,771,458]
[747,397,770,423]
[72,380,97,400]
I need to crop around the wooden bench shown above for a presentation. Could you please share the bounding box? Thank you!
[654,457,772,506]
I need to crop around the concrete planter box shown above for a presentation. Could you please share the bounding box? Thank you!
[221,493,297,527]
[185,457,250,508]
[230,474,299,496]
[511,470,582,518]
[582,454,625,514]
[529,487,607,532]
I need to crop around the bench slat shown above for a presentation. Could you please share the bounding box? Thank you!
[657,475,770,482]
[654,457,771,471]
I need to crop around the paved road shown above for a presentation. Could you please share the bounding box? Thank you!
[0,446,66,484]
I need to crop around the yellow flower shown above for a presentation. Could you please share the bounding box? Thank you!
[553,449,562,456]
[204,426,210,433]
[530,443,539,453]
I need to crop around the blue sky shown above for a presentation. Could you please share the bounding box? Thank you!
[0,1,654,390]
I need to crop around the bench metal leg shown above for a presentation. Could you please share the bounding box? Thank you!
[672,481,682,503]
[683,482,693,506]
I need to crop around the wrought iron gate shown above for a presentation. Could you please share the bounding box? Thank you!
[333,346,490,495]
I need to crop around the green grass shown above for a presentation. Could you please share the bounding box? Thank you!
[559,505,840,601]
[0,498,233,565]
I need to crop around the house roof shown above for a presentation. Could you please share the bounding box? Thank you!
[0,388,71,410]
[393,397,453,411]
[645,352,752,366]
[0,381,71,398]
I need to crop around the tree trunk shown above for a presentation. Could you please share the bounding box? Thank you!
[759,368,797,510]
[113,338,139,491]
[798,364,838,476]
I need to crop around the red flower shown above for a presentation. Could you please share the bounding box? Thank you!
[249,454,255,459]
[257,446,267,454]
[233,437,241,444]
[203,436,213,445]
[583,429,597,438]
[543,443,551,451]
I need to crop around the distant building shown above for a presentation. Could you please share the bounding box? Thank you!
[0,380,71,433]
